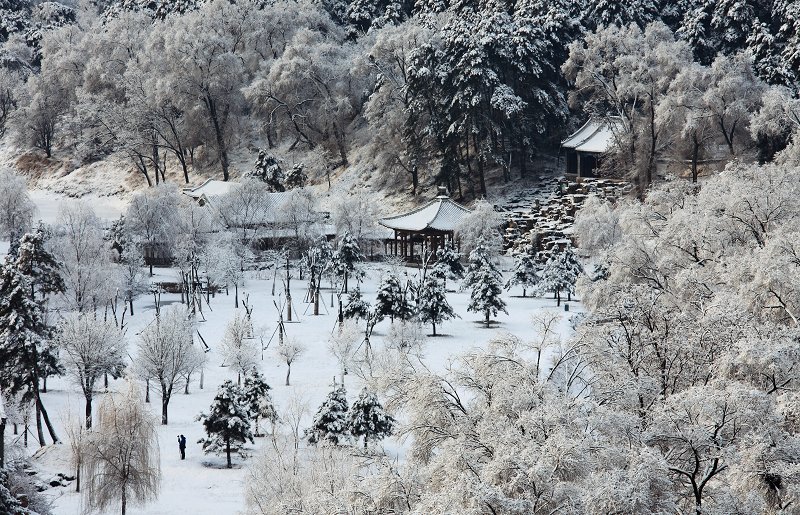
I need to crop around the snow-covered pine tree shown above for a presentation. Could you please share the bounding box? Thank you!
[249,149,285,192]
[417,268,457,336]
[505,244,540,297]
[305,384,349,446]
[12,223,64,301]
[242,370,276,437]
[463,245,507,328]
[538,243,584,306]
[197,380,253,469]
[347,387,394,449]
[434,241,464,289]
[0,258,60,446]
[333,231,365,293]
[375,271,413,322]
[284,163,307,189]
[341,286,371,321]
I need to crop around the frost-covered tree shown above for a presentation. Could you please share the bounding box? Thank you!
[0,168,35,242]
[242,370,276,437]
[51,201,116,312]
[135,305,199,424]
[327,320,361,384]
[305,384,349,446]
[333,231,365,293]
[83,379,160,515]
[276,338,305,386]
[220,312,258,385]
[416,268,456,336]
[539,244,583,305]
[375,271,413,322]
[58,313,126,428]
[216,179,269,247]
[347,387,394,449]
[463,245,507,327]
[455,199,503,256]
[125,185,179,275]
[505,244,539,297]
[118,243,147,316]
[197,380,253,469]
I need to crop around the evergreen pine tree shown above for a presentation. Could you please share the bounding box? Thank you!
[375,271,413,322]
[434,241,464,289]
[241,370,276,437]
[341,286,371,321]
[305,384,349,446]
[284,163,307,189]
[196,380,253,469]
[249,149,285,192]
[417,268,457,336]
[463,245,507,328]
[538,243,584,306]
[333,231,365,293]
[347,387,394,449]
[0,258,60,445]
[13,224,65,301]
[505,244,540,297]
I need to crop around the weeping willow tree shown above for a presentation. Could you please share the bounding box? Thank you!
[83,379,161,515]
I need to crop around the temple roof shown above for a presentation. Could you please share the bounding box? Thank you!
[561,117,622,154]
[380,195,471,232]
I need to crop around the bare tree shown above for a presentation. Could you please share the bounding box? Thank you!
[83,379,161,515]
[135,305,198,424]
[58,313,127,429]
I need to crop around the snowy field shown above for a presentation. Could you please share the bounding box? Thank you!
[17,257,580,515]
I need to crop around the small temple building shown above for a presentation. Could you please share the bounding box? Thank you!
[380,189,471,262]
[561,117,621,177]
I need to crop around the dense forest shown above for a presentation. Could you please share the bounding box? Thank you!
[0,0,798,198]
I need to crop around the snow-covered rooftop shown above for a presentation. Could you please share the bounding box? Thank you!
[183,179,237,200]
[561,118,622,154]
[380,195,471,232]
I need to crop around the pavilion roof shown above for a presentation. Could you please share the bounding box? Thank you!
[561,117,622,154]
[380,195,471,232]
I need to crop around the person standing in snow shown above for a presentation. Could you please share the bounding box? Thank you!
[178,434,186,460]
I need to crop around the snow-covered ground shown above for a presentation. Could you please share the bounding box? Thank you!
[16,261,581,515]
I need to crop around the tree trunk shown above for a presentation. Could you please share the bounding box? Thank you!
[285,364,291,386]
[226,437,232,469]
[145,378,150,403]
[205,93,230,182]
[234,283,239,308]
[129,298,134,316]
[37,393,59,444]
[122,487,127,515]
[485,310,490,328]
[161,390,169,425]
[691,133,700,183]
[0,417,5,468]
[42,376,47,393]
[432,322,437,336]
[556,291,561,307]
[75,463,80,493]
[85,394,93,429]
